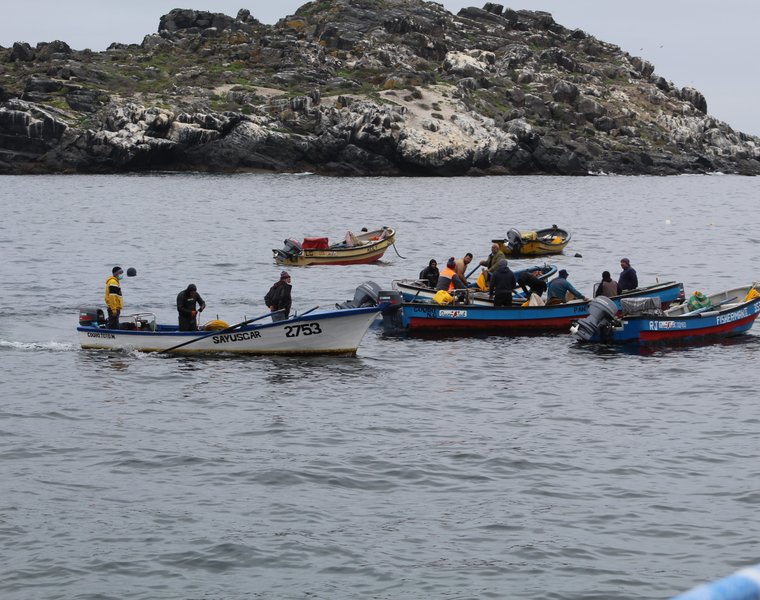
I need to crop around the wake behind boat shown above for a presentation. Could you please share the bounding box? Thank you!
[273,226,395,266]
[77,305,383,355]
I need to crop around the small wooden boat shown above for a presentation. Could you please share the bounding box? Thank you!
[273,227,395,266]
[393,264,558,305]
[572,284,760,345]
[493,225,570,257]
[77,305,383,355]
[380,281,685,335]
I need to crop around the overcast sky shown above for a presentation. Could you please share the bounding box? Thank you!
[2,1,757,136]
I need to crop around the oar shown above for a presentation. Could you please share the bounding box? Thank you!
[682,296,738,317]
[159,310,284,354]
[465,263,482,279]
[292,305,319,318]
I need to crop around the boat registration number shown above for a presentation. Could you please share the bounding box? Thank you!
[285,323,323,337]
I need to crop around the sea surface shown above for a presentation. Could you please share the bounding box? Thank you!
[1,173,759,600]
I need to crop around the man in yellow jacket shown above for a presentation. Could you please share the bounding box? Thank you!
[105,266,124,329]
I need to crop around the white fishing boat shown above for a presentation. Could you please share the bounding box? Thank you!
[77,305,382,355]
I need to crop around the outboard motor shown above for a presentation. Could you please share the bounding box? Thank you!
[335,281,382,309]
[506,228,523,253]
[571,297,618,342]
[273,238,303,261]
[378,290,404,332]
[78,306,105,327]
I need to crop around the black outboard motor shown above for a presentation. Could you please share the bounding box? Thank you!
[378,290,404,332]
[506,228,523,253]
[273,238,302,261]
[79,306,105,327]
[571,296,618,342]
[335,281,382,309]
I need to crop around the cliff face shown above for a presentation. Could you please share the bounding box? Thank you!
[1,0,758,175]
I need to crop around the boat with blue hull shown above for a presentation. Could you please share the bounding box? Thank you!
[381,281,685,335]
[571,284,760,345]
[383,282,683,335]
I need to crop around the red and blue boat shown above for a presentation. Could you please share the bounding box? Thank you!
[381,281,684,335]
[571,284,760,345]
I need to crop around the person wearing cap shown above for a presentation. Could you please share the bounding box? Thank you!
[435,257,467,292]
[177,283,206,331]
[265,271,293,322]
[618,258,638,292]
[489,259,517,307]
[546,269,587,305]
[595,270,621,298]
[104,266,124,329]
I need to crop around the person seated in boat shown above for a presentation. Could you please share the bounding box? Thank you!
[546,269,588,305]
[455,253,473,284]
[435,257,467,292]
[105,266,124,329]
[177,283,206,331]
[517,269,547,299]
[618,258,638,292]
[419,259,439,288]
[594,271,621,298]
[489,259,517,307]
[687,290,712,312]
[478,243,506,283]
[265,271,293,322]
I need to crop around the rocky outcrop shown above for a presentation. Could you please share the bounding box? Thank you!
[0,0,758,175]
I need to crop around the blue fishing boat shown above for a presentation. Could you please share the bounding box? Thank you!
[571,284,760,345]
[381,281,685,335]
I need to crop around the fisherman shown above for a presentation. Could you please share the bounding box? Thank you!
[478,243,506,283]
[265,271,293,322]
[546,269,588,305]
[455,253,474,283]
[177,283,206,331]
[517,269,547,299]
[104,266,124,329]
[618,258,639,292]
[419,259,439,288]
[435,257,467,292]
[595,271,621,298]
[489,259,517,307]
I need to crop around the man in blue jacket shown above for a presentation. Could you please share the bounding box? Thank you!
[618,258,638,291]
[546,269,588,305]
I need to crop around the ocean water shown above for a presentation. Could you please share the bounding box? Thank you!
[1,173,760,599]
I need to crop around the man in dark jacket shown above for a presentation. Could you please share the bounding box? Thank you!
[419,259,439,288]
[517,269,547,299]
[618,258,638,291]
[489,259,517,307]
[177,283,206,331]
[265,271,292,322]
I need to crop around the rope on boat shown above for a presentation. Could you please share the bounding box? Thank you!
[671,564,760,600]
[391,242,407,259]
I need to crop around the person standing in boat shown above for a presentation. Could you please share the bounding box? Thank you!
[546,269,588,305]
[265,271,292,322]
[419,259,439,288]
[517,269,547,300]
[105,266,124,329]
[618,258,638,291]
[489,259,517,307]
[177,283,206,331]
[435,257,467,292]
[595,271,621,297]
[478,243,506,283]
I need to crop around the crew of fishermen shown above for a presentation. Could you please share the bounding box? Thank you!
[418,251,638,305]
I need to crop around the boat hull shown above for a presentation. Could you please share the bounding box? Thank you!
[274,228,395,266]
[385,282,685,336]
[574,285,760,345]
[78,306,381,355]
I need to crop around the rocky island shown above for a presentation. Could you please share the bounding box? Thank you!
[1,0,758,175]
